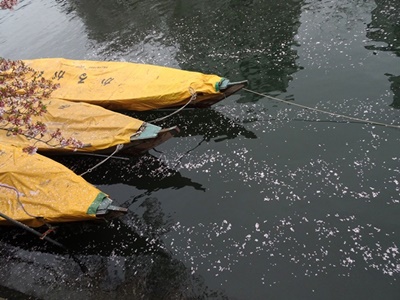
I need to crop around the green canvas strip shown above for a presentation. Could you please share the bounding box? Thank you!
[87,192,107,215]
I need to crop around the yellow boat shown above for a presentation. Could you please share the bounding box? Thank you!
[0,144,127,227]
[23,58,247,111]
[0,98,179,155]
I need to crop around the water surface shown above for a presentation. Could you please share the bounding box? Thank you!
[0,0,399,299]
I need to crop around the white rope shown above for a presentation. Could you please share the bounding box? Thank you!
[0,182,40,219]
[243,88,400,129]
[148,87,197,123]
[80,144,124,176]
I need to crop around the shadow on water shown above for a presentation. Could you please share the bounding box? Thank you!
[366,0,400,108]
[0,196,230,300]
[128,107,258,141]
[54,153,205,192]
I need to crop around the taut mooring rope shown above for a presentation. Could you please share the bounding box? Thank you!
[243,88,400,129]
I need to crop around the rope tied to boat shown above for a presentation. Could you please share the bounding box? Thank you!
[80,144,124,176]
[148,87,197,123]
[0,182,42,220]
[243,88,400,129]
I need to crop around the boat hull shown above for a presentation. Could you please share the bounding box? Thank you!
[22,58,247,111]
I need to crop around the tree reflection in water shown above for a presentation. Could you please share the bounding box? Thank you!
[366,0,400,109]
[0,196,230,299]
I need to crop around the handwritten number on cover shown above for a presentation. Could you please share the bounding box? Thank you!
[78,73,88,84]
[101,77,114,86]
[52,70,65,80]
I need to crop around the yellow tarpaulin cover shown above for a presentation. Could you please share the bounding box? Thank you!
[23,58,224,111]
[0,98,144,153]
[0,144,108,227]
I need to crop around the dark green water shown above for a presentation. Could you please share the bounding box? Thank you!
[1,0,400,299]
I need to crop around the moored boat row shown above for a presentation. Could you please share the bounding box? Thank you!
[0,58,247,228]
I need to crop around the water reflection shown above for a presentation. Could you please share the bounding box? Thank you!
[60,0,304,102]
[366,0,400,56]
[366,0,400,108]
[165,0,304,102]
[388,75,400,108]
[62,0,181,65]
[0,196,229,299]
